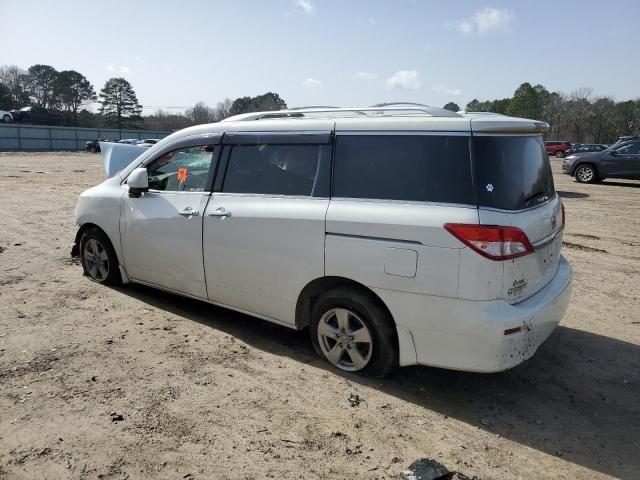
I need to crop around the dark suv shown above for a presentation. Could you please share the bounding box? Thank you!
[562,140,640,183]
[545,141,572,158]
[10,106,63,125]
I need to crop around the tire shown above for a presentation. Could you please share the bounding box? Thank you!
[2,114,11,123]
[309,287,397,377]
[574,164,598,183]
[555,150,565,158]
[90,145,97,153]
[79,227,122,285]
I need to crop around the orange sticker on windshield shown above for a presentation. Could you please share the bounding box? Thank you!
[177,167,187,182]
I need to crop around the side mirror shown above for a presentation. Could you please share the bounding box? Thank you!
[128,167,149,197]
[609,150,618,156]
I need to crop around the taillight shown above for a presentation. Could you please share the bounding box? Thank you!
[444,224,534,261]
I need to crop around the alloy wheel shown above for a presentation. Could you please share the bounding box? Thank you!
[317,308,373,371]
[83,238,109,281]
[576,166,594,183]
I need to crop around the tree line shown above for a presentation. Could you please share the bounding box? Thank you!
[2,64,638,140]
[144,93,287,131]
[443,83,640,143]
[0,64,287,131]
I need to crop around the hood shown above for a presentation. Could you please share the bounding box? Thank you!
[100,141,148,176]
[566,151,603,160]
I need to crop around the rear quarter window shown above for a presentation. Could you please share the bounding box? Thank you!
[473,135,555,210]
[333,134,473,205]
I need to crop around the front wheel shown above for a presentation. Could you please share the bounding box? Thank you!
[79,227,121,285]
[555,150,565,158]
[575,164,598,183]
[2,114,11,123]
[310,287,397,377]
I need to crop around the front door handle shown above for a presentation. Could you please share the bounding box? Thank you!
[179,207,200,217]
[208,207,232,218]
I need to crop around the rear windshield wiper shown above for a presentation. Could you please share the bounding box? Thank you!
[523,192,551,207]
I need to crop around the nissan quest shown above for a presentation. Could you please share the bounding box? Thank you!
[72,104,572,376]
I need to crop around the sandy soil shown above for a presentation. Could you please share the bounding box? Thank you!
[0,152,638,480]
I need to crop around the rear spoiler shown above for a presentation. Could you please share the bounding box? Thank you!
[468,116,549,134]
[100,142,148,176]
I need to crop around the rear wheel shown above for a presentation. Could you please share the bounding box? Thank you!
[575,164,598,183]
[555,150,565,158]
[310,287,397,377]
[2,114,11,123]
[79,227,121,285]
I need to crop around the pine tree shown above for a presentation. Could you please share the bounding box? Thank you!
[98,77,142,129]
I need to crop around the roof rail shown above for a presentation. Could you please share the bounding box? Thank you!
[222,104,461,122]
[461,111,506,116]
[371,102,461,118]
[289,105,339,110]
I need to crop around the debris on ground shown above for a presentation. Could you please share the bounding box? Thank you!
[110,412,124,423]
[345,444,363,455]
[400,458,480,480]
[348,394,361,407]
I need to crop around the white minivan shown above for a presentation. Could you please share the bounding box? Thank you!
[73,105,572,376]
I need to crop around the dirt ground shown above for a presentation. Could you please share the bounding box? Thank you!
[0,151,638,480]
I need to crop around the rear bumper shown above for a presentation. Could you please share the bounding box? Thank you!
[376,256,572,372]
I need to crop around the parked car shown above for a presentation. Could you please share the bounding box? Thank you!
[0,109,13,123]
[613,135,639,147]
[85,139,112,153]
[9,106,63,125]
[567,143,608,155]
[72,105,572,376]
[115,139,158,148]
[562,140,640,183]
[545,140,572,158]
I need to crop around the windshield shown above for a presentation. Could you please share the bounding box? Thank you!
[473,135,555,210]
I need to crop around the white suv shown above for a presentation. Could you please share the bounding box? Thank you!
[73,105,572,376]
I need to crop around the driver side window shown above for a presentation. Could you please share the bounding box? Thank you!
[616,142,640,155]
[146,145,215,192]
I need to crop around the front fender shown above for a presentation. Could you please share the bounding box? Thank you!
[74,177,125,265]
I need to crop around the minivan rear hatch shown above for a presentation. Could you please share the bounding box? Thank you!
[471,118,562,303]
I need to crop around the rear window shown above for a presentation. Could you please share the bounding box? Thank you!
[333,135,473,205]
[473,136,555,210]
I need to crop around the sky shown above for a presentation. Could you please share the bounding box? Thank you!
[2,0,639,114]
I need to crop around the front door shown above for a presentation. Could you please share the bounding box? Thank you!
[120,144,218,298]
[203,132,332,324]
[602,142,640,177]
